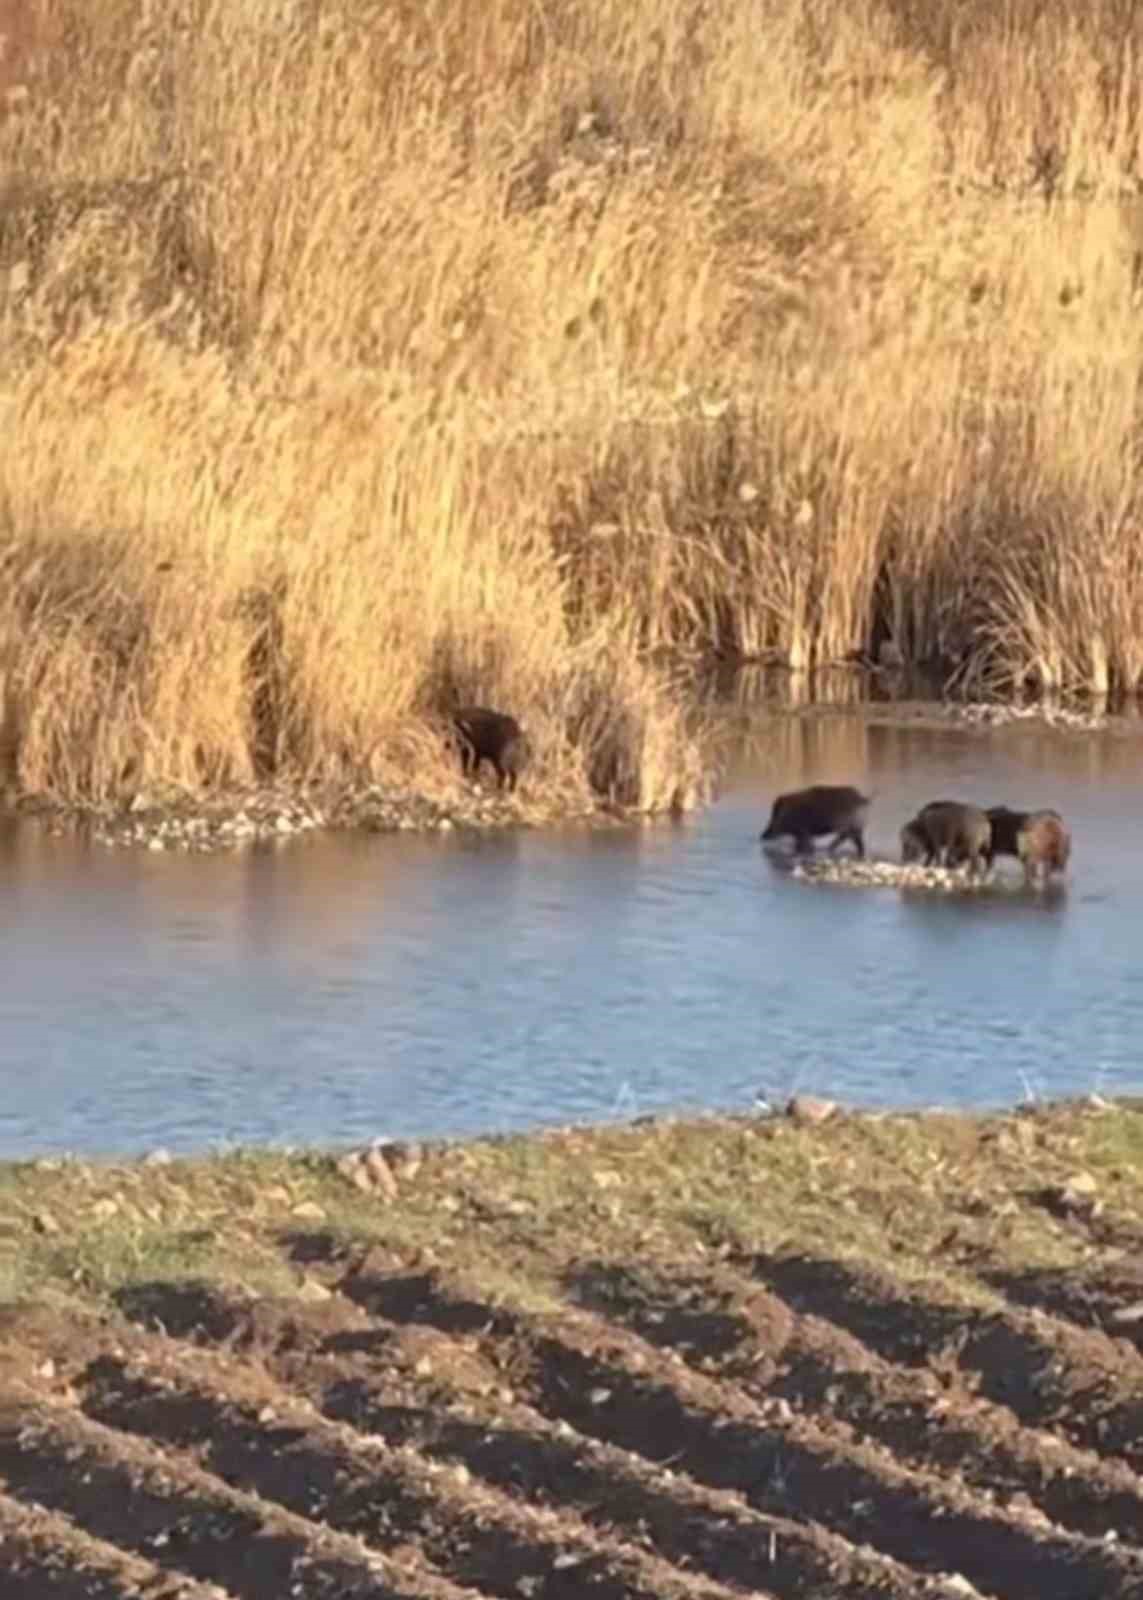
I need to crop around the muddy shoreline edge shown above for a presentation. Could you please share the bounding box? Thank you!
[3,1094,1139,1293]
[6,771,630,854]
[9,1089,1142,1175]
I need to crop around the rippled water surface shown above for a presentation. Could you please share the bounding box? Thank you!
[3,713,1143,1157]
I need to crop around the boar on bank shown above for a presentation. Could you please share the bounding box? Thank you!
[453,707,531,793]
[986,805,1071,883]
[900,800,992,877]
[760,784,870,859]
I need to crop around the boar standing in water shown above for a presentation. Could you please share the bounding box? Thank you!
[900,800,992,877]
[986,806,1071,883]
[453,707,531,793]
[760,784,870,859]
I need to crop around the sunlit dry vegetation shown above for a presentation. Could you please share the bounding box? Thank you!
[0,0,1141,807]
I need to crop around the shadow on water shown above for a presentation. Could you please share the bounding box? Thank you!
[895,880,1070,922]
[896,883,1075,940]
[1,703,1142,1157]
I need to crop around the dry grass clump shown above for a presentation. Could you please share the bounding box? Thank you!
[0,0,1141,810]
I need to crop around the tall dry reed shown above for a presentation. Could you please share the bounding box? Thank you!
[0,0,1142,806]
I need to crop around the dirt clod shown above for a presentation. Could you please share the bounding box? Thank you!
[787,1095,839,1124]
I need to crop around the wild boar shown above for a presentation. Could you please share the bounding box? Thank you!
[986,806,1070,883]
[453,707,531,793]
[760,784,870,859]
[900,800,991,877]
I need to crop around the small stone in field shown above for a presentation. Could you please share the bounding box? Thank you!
[1110,1302,1143,1325]
[362,1147,399,1198]
[1065,1170,1098,1196]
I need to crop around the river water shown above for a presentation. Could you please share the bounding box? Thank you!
[2,711,1142,1158]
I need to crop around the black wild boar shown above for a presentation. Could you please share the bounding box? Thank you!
[984,806,1025,865]
[986,806,1070,882]
[453,706,531,793]
[900,800,992,876]
[760,784,870,859]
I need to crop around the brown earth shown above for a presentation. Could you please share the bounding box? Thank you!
[0,1103,1142,1597]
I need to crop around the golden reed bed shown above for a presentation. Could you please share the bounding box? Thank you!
[0,0,1141,815]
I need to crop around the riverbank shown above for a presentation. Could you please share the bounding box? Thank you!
[10,690,1136,854]
[21,775,620,853]
[0,1100,1140,1596]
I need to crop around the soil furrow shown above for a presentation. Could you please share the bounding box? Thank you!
[4,1103,1143,1600]
[114,1282,963,1599]
[307,1344,929,1599]
[322,1383,936,1599]
[76,1347,747,1600]
[746,1252,1143,1470]
[0,1488,233,1600]
[343,1265,1143,1600]
[982,1264,1143,1356]
[0,1402,480,1600]
[564,1258,1143,1543]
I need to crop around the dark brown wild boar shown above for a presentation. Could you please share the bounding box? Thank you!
[900,800,991,877]
[760,784,870,858]
[453,707,531,793]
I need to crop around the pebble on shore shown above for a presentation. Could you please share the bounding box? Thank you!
[791,857,998,892]
[78,782,552,854]
[940,702,1107,732]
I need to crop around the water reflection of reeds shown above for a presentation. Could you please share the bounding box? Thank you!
[697,662,953,709]
[724,700,1143,806]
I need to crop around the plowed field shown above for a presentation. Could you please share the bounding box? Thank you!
[1,1102,1142,1599]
